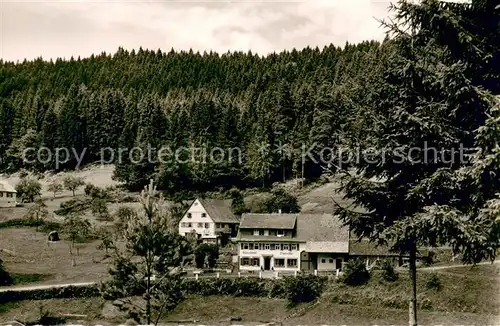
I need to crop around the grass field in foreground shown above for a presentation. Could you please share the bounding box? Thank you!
[1,296,497,326]
[0,264,498,325]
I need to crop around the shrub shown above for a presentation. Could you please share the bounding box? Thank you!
[263,188,300,213]
[229,188,247,215]
[422,250,436,266]
[341,258,370,286]
[425,273,441,291]
[420,297,433,310]
[181,275,325,305]
[0,261,13,286]
[380,259,398,282]
[36,306,67,326]
[19,169,29,178]
[91,198,111,221]
[38,221,62,233]
[0,285,100,304]
[194,244,219,268]
[85,183,111,201]
[84,183,97,196]
[282,274,325,306]
[54,198,91,216]
[182,278,272,297]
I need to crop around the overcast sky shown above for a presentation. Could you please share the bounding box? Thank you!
[1,0,395,62]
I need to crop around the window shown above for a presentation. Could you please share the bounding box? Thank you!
[253,229,259,236]
[264,230,269,236]
[181,222,186,227]
[241,258,249,266]
[242,243,249,250]
[329,259,334,264]
[277,229,284,236]
[270,244,275,250]
[321,259,326,263]
[282,244,289,251]
[265,244,270,250]
[187,223,192,227]
[287,259,298,267]
[0,192,3,197]
[6,193,12,198]
[201,213,207,218]
[252,258,260,266]
[197,223,203,228]
[249,243,254,250]
[205,223,209,228]
[259,230,264,236]
[215,223,220,228]
[291,244,297,251]
[274,259,285,267]
[187,213,192,218]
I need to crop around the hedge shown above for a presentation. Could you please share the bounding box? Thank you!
[181,274,326,304]
[0,219,61,232]
[0,219,43,229]
[0,275,327,306]
[0,285,100,304]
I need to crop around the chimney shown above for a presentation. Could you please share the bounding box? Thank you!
[278,209,282,214]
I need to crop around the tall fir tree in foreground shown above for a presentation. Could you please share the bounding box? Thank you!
[101,180,189,325]
[335,1,500,325]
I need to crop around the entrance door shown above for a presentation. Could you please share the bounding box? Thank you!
[264,256,271,270]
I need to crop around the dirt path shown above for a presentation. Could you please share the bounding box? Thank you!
[417,259,499,271]
[0,281,97,293]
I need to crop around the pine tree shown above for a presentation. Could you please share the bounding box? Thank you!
[335,2,499,326]
[100,181,187,325]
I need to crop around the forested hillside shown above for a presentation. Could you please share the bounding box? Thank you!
[0,0,497,195]
[0,40,387,191]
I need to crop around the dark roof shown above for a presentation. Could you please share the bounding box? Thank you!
[239,213,297,229]
[236,213,350,253]
[296,214,349,243]
[296,214,349,252]
[198,198,239,224]
[348,239,399,256]
[348,236,422,257]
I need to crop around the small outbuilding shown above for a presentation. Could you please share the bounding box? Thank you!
[0,180,16,208]
[48,231,60,242]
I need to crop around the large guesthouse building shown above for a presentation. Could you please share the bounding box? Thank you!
[236,213,350,272]
[178,197,418,272]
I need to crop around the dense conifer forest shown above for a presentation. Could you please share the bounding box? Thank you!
[0,0,498,195]
[0,40,386,191]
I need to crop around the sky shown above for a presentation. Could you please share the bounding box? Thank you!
[0,0,395,62]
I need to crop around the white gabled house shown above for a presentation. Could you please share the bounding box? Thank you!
[178,198,240,245]
[0,180,17,208]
